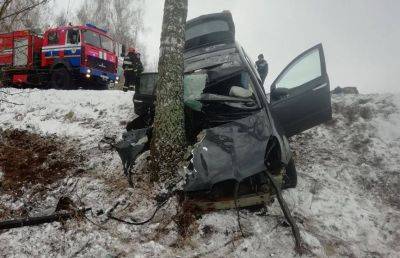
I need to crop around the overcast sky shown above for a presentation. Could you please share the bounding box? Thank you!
[55,0,400,93]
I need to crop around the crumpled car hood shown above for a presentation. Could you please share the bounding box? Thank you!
[184,109,272,192]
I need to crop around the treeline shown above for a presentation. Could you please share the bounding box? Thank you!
[0,0,50,33]
[0,0,146,63]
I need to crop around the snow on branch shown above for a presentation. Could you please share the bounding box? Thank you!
[0,0,48,21]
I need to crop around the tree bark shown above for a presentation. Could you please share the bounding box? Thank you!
[150,0,188,182]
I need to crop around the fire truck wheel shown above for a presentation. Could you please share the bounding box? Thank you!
[50,67,72,89]
[98,83,109,90]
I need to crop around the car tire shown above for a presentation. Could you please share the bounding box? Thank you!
[282,158,297,189]
[50,67,72,89]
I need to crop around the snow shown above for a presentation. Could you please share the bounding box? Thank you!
[0,89,134,139]
[1,89,400,257]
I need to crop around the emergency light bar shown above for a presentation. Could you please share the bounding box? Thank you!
[85,23,107,33]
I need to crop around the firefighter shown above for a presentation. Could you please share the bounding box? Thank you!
[122,48,144,92]
[255,54,268,84]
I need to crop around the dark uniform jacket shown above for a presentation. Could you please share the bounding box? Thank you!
[123,53,144,74]
[255,59,268,82]
[123,52,144,87]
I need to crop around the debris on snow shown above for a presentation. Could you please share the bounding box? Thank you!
[331,86,359,95]
[0,89,399,257]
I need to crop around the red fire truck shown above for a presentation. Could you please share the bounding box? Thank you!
[0,24,120,89]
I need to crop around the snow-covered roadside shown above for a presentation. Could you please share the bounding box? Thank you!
[0,88,135,183]
[0,89,399,257]
[0,89,134,142]
[285,94,400,257]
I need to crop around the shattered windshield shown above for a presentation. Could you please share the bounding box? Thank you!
[184,48,242,73]
[184,70,259,111]
[184,73,207,111]
[139,48,260,112]
[184,69,261,141]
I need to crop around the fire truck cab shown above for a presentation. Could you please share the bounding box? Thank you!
[0,24,119,89]
[42,24,119,89]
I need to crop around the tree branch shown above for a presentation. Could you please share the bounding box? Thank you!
[0,0,48,21]
[0,208,91,230]
[265,171,304,254]
[0,0,13,20]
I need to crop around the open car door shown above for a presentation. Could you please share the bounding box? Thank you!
[270,44,332,137]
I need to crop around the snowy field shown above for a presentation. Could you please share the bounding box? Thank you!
[0,88,399,257]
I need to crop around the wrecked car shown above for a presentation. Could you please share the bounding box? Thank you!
[118,11,332,210]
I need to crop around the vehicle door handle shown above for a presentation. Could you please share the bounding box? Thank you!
[313,83,328,91]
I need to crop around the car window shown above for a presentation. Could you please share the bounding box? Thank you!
[275,48,321,89]
[100,35,114,52]
[47,31,59,45]
[139,74,158,95]
[185,18,234,50]
[186,20,229,41]
[66,29,80,45]
[83,30,101,48]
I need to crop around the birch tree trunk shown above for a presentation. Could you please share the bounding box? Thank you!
[150,0,188,182]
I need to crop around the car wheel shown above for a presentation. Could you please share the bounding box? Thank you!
[282,158,297,189]
[50,67,72,89]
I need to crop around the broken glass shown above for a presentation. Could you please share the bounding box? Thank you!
[183,73,207,112]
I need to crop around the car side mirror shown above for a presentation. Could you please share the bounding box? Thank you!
[270,87,289,101]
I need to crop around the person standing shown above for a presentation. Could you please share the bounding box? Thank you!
[255,54,268,84]
[122,48,144,91]
[132,52,144,91]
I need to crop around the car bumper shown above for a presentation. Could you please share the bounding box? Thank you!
[80,67,117,82]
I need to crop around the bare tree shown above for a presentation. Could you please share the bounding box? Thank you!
[0,1,13,20]
[55,11,67,26]
[0,0,49,33]
[76,0,144,48]
[150,0,188,182]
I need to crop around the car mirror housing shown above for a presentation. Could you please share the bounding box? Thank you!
[270,87,289,101]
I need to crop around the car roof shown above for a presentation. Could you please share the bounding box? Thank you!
[185,11,235,51]
[186,11,235,31]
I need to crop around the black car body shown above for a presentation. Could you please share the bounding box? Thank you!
[133,72,158,116]
[128,11,332,202]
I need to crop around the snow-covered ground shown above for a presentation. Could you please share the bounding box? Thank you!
[0,89,399,257]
